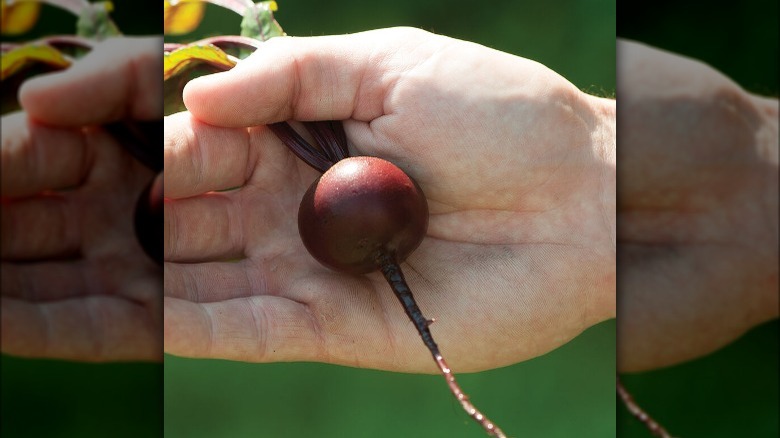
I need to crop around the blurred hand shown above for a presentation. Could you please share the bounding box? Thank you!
[164,27,616,373]
[1,37,163,361]
[617,40,778,372]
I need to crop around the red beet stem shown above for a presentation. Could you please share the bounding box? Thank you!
[269,122,333,172]
[105,120,163,172]
[304,121,348,162]
[377,253,507,438]
[330,120,349,158]
[617,376,674,438]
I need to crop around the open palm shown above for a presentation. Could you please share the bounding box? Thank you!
[164,28,616,372]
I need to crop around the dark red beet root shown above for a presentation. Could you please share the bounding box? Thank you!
[298,156,428,274]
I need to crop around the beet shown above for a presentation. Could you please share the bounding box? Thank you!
[298,156,428,275]
[270,121,506,437]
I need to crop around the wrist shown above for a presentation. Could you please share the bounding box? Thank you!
[752,94,779,320]
[592,95,616,249]
[585,93,617,321]
[750,94,779,167]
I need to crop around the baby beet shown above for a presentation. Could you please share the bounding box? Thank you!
[298,157,428,274]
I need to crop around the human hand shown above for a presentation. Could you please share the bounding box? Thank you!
[1,37,163,361]
[164,27,616,373]
[616,39,779,372]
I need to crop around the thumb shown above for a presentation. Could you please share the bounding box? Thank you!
[182,27,431,127]
[19,37,162,126]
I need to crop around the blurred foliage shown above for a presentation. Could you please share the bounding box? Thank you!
[164,0,206,35]
[617,0,779,436]
[1,0,160,41]
[1,0,42,35]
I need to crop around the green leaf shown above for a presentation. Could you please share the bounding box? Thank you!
[163,44,236,80]
[164,44,238,115]
[240,1,285,41]
[1,44,71,80]
[76,1,121,39]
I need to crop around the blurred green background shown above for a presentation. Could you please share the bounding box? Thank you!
[617,0,779,437]
[164,1,616,438]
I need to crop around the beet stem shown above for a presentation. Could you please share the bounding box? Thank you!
[105,120,163,172]
[617,376,674,438]
[377,253,507,438]
[269,122,333,172]
[304,121,348,162]
[330,120,349,158]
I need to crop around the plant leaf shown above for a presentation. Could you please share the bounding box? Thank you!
[164,0,206,35]
[163,43,236,80]
[1,0,41,35]
[240,1,284,41]
[76,1,121,39]
[1,44,71,80]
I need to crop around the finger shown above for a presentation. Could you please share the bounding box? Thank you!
[182,28,434,126]
[164,112,259,199]
[1,194,80,260]
[1,113,92,197]
[19,37,162,126]
[1,295,161,361]
[1,262,87,302]
[164,295,321,362]
[164,192,245,262]
[2,258,161,307]
[164,260,287,302]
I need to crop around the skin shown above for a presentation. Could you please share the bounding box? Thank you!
[0,37,163,361]
[616,40,778,372]
[3,31,772,376]
[165,27,617,373]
